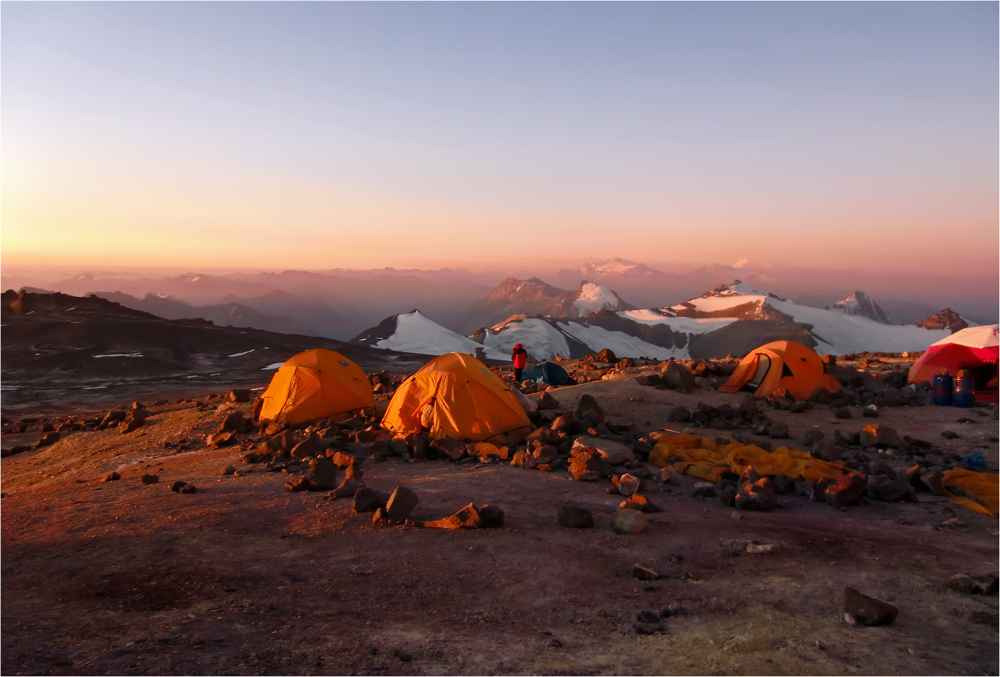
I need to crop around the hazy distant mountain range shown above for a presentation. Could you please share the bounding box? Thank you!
[3,259,995,344]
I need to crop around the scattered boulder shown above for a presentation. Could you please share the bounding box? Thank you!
[812,439,842,462]
[285,478,311,492]
[227,389,251,403]
[306,458,338,491]
[860,424,902,449]
[479,505,505,528]
[571,437,634,465]
[102,472,121,482]
[666,405,691,422]
[843,587,898,626]
[220,411,251,433]
[596,348,618,363]
[537,392,560,410]
[661,360,696,392]
[825,471,868,508]
[328,478,365,499]
[620,494,663,513]
[866,478,915,503]
[385,485,420,522]
[809,387,834,404]
[635,374,662,387]
[611,509,646,534]
[218,465,236,476]
[35,432,61,448]
[290,434,324,460]
[140,474,159,485]
[353,487,389,513]
[766,423,789,440]
[557,505,594,528]
[575,395,605,425]
[946,573,999,595]
[206,431,235,448]
[119,419,142,434]
[617,473,644,497]
[407,502,488,529]
[735,477,778,511]
[632,563,660,581]
[550,412,576,433]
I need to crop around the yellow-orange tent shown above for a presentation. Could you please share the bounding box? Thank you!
[381,352,532,444]
[718,340,841,399]
[259,349,375,425]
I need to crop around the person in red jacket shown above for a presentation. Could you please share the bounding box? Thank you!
[511,343,528,382]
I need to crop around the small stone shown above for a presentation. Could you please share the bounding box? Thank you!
[140,474,159,485]
[290,434,324,460]
[190,635,207,646]
[632,563,660,581]
[206,431,235,448]
[735,477,778,511]
[227,389,250,403]
[393,648,412,662]
[479,505,505,528]
[825,471,868,508]
[843,587,898,626]
[611,509,646,534]
[118,419,142,434]
[557,505,594,528]
[306,458,338,491]
[353,487,389,513]
[617,473,644,497]
[328,478,364,499]
[285,477,311,492]
[102,472,121,482]
[408,502,483,529]
[219,465,236,476]
[622,493,663,513]
[767,423,789,439]
[666,405,691,422]
[169,480,187,493]
[537,392,560,410]
[385,485,420,522]
[946,573,999,595]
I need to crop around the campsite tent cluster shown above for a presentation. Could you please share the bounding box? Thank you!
[258,349,532,443]
[258,331,999,444]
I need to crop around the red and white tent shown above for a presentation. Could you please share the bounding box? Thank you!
[908,324,999,385]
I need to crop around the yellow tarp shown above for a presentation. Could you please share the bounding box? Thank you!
[942,468,999,517]
[650,433,1000,518]
[649,433,848,483]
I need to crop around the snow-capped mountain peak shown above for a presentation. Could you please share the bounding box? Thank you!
[829,291,894,325]
[572,281,633,315]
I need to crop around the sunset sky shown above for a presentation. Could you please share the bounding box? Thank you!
[2,2,997,277]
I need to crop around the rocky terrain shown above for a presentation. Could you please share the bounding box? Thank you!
[0,290,427,416]
[2,333,998,675]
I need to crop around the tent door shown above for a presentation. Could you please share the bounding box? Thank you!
[743,355,771,392]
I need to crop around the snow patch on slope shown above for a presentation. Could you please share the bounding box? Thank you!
[481,318,572,361]
[556,322,687,360]
[371,311,508,360]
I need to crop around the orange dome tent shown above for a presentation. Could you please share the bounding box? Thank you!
[258,349,375,425]
[381,352,532,444]
[718,340,841,399]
